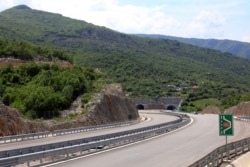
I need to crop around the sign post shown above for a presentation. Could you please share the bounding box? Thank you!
[219,114,234,160]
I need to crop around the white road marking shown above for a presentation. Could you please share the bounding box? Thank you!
[43,117,193,167]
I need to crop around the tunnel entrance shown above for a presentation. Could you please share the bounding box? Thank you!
[166,105,177,111]
[137,104,145,110]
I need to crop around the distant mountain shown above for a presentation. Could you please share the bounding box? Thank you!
[1,5,250,111]
[135,34,250,59]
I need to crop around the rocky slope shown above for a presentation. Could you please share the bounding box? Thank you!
[201,106,221,114]
[224,101,250,116]
[0,103,47,136]
[0,83,139,136]
[50,83,139,130]
[0,58,73,68]
[201,102,250,116]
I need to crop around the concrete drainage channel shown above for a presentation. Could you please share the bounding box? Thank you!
[0,112,190,167]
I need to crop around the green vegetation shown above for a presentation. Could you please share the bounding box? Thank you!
[136,34,250,59]
[0,61,107,119]
[184,98,221,112]
[0,37,73,62]
[0,38,111,119]
[1,5,250,112]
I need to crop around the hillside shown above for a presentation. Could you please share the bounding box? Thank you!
[0,37,73,63]
[1,5,250,112]
[0,60,106,119]
[135,34,250,59]
[0,83,139,136]
[0,38,110,120]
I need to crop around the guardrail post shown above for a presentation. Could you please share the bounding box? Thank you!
[241,140,244,153]
[215,150,219,166]
[197,160,201,167]
[213,151,218,167]
[226,143,229,161]
[212,151,218,167]
[233,143,237,156]
[217,152,221,166]
[218,148,222,165]
[205,156,209,167]
[248,138,250,151]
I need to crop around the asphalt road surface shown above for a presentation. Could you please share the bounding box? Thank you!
[47,114,250,167]
[0,111,178,151]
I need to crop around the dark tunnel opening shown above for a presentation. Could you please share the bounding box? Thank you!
[166,105,177,111]
[137,104,145,110]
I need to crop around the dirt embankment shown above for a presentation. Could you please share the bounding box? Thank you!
[201,106,221,114]
[50,84,139,130]
[0,84,139,136]
[201,102,250,116]
[0,58,73,68]
[224,101,250,116]
[0,103,47,136]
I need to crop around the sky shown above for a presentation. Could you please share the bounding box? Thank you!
[0,0,250,42]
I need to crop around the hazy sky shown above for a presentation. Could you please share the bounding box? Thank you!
[1,0,250,42]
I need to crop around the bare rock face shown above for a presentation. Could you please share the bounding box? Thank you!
[0,103,46,136]
[51,84,139,130]
[88,84,139,124]
[0,83,139,135]
[224,102,250,116]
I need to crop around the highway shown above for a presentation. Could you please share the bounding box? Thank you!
[46,113,250,167]
[0,110,178,151]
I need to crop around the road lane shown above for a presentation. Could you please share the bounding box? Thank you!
[48,114,250,167]
[0,110,178,151]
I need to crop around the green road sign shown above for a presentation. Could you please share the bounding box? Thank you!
[219,114,234,136]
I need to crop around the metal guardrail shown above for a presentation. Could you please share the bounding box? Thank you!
[189,137,250,167]
[51,120,139,136]
[235,116,250,122]
[0,112,190,167]
[0,120,139,144]
[0,131,49,144]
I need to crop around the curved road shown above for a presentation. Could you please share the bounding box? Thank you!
[0,111,178,151]
[46,113,250,167]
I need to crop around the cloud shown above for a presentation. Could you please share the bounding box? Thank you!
[93,4,181,35]
[28,0,181,35]
[0,0,15,11]
[0,0,33,11]
[187,11,226,38]
[28,0,118,20]
[0,0,249,42]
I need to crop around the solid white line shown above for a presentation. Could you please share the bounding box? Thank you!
[43,117,193,167]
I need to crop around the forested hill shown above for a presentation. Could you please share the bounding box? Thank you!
[1,5,250,112]
[135,34,250,59]
[0,38,73,63]
[0,38,108,119]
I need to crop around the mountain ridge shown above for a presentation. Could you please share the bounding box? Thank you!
[1,5,250,111]
[135,34,250,59]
